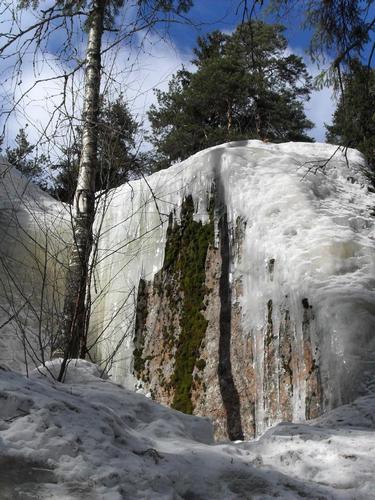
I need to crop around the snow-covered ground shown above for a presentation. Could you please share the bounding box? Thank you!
[1,360,374,499]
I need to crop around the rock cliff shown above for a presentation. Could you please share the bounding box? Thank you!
[90,141,375,440]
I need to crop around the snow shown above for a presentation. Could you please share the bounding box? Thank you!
[1,142,375,497]
[91,140,375,427]
[30,358,108,383]
[0,360,374,499]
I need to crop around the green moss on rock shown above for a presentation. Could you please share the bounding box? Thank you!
[162,195,214,414]
[196,358,206,371]
[132,192,214,413]
[133,347,145,374]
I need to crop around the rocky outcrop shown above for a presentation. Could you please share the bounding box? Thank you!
[2,143,374,441]
[90,141,375,440]
[131,191,325,440]
[133,195,214,413]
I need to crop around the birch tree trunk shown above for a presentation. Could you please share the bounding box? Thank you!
[59,0,105,374]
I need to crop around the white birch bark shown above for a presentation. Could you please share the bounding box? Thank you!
[59,0,105,371]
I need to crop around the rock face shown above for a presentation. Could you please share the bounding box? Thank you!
[90,141,375,439]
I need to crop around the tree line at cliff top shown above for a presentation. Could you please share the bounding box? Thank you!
[6,17,374,200]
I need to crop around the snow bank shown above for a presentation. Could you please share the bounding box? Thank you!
[30,358,107,383]
[0,364,374,499]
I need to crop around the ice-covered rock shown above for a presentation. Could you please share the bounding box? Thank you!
[90,140,375,439]
[1,141,375,441]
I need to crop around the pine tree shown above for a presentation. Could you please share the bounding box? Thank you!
[148,21,314,169]
[52,95,142,203]
[326,60,375,169]
[6,127,47,188]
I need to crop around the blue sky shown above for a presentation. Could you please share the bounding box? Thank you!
[3,0,373,150]
[168,0,375,58]
[166,1,312,55]
[0,0,375,149]
[155,0,332,142]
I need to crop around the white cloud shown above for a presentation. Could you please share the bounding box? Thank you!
[101,32,192,134]
[286,45,336,143]
[2,56,80,150]
[305,84,335,143]
[0,3,83,152]
[1,18,337,158]
[1,25,190,156]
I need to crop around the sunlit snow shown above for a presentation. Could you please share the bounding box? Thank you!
[0,360,374,499]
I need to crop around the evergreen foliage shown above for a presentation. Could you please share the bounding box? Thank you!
[326,60,375,169]
[52,95,143,202]
[269,0,374,69]
[6,127,47,189]
[148,21,314,170]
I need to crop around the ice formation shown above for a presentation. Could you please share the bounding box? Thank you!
[1,141,375,439]
[0,160,70,370]
[90,140,375,436]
